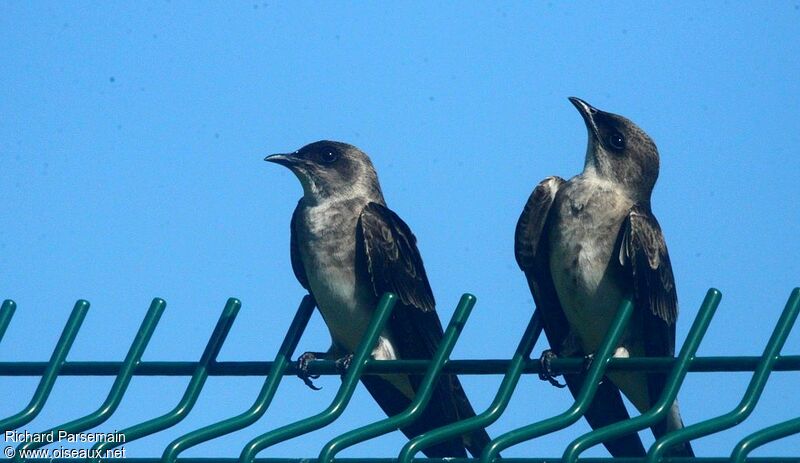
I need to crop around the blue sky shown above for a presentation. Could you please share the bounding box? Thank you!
[1,2,798,459]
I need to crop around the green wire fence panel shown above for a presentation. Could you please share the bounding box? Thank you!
[0,287,798,463]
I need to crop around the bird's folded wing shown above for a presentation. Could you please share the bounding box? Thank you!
[290,200,310,290]
[515,176,565,272]
[617,206,678,356]
[357,202,436,313]
[514,176,570,348]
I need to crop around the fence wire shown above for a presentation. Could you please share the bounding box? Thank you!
[0,288,798,462]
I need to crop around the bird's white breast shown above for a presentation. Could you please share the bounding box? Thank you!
[299,199,401,362]
[549,174,632,353]
[298,199,411,397]
[299,200,369,351]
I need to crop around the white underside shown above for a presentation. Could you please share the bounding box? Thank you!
[300,199,415,398]
[549,173,652,412]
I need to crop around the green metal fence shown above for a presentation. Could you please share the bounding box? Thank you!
[1,287,798,462]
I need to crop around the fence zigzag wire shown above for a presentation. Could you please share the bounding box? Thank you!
[0,287,798,462]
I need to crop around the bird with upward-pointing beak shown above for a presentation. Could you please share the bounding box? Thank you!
[514,98,694,457]
[266,140,492,458]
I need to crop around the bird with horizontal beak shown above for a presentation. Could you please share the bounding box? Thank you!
[266,140,492,458]
[514,98,693,457]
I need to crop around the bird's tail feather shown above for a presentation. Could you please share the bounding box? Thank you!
[463,422,492,458]
[651,400,694,457]
[361,372,495,458]
[648,371,695,457]
[565,371,694,457]
[443,373,494,458]
[361,375,468,457]
[565,373,647,457]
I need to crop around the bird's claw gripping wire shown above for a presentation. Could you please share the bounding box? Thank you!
[297,351,323,390]
[538,349,567,388]
[581,352,603,384]
[335,353,354,377]
[583,352,595,370]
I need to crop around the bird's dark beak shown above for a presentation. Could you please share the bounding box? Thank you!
[569,96,600,138]
[264,152,298,168]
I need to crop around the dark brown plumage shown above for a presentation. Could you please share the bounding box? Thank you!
[270,140,491,457]
[514,98,692,457]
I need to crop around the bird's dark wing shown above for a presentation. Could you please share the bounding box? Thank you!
[617,206,678,357]
[514,176,570,349]
[515,177,645,457]
[515,176,564,271]
[617,206,692,455]
[357,202,435,312]
[357,202,488,457]
[290,200,310,290]
[357,202,440,363]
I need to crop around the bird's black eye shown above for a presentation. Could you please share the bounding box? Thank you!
[319,150,339,164]
[608,132,626,151]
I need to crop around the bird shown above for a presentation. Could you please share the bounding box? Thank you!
[266,140,492,458]
[514,97,693,457]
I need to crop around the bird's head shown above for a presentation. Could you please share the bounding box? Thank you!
[569,97,660,200]
[266,140,384,204]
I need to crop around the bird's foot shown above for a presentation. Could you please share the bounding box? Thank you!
[583,352,595,371]
[296,351,323,390]
[335,354,354,377]
[582,352,604,384]
[538,349,567,388]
